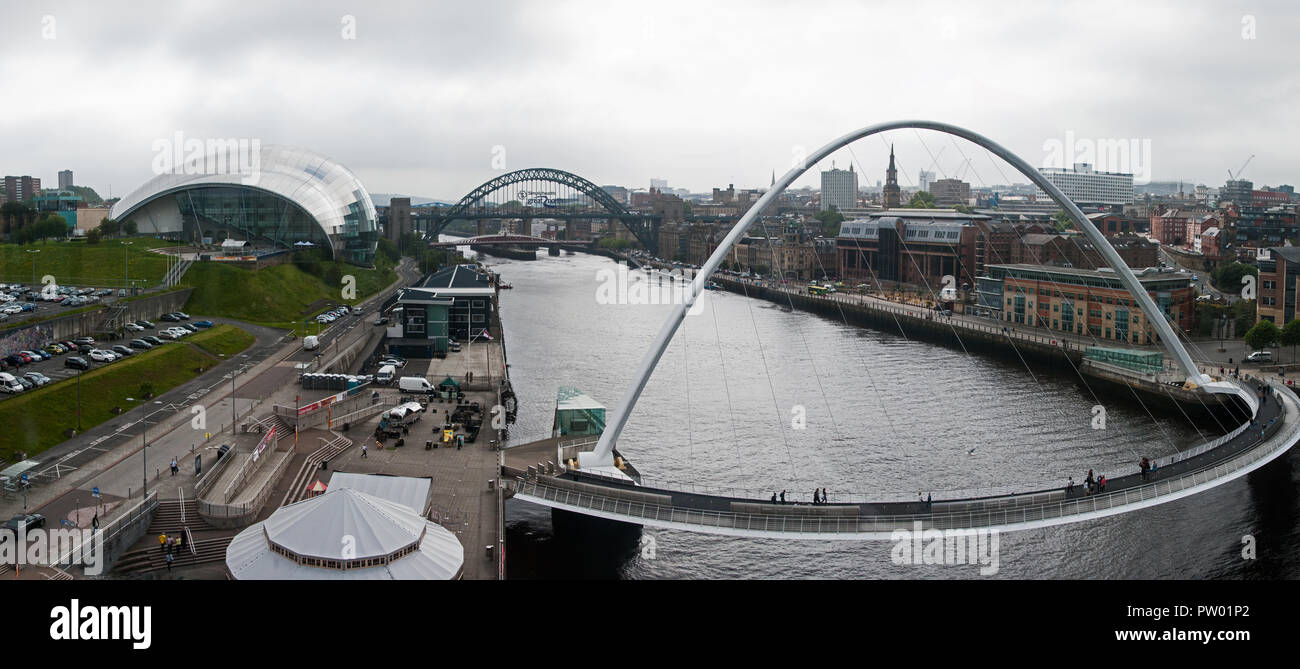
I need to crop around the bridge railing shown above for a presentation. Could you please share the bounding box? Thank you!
[520,386,1296,533]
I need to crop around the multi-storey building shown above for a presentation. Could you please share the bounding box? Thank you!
[820,165,858,212]
[976,264,1194,344]
[58,170,74,189]
[837,210,986,289]
[930,178,970,207]
[3,175,42,202]
[1037,163,1134,206]
[1256,247,1300,326]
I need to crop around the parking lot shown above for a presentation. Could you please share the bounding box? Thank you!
[0,282,132,327]
[0,308,219,399]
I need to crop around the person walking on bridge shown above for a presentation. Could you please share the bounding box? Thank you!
[780,490,786,504]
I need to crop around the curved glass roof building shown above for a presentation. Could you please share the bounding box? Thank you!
[110,145,379,266]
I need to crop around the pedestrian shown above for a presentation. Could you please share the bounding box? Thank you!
[821,488,828,504]
[1151,461,1158,478]
[780,490,786,504]
[362,442,368,458]
[177,532,185,553]
[165,552,173,572]
[771,492,777,503]
[1067,477,1074,494]
[92,513,99,531]
[926,492,932,508]
[1099,475,1107,492]
[159,533,167,554]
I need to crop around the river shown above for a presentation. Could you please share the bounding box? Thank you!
[471,247,1299,579]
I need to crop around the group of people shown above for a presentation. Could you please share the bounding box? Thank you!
[768,488,831,505]
[1139,457,1158,481]
[1073,469,1105,495]
[158,532,186,571]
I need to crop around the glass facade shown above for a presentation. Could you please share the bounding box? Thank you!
[110,145,378,266]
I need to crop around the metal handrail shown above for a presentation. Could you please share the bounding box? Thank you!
[518,393,1297,534]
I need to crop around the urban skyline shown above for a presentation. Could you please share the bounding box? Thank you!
[1,1,1298,201]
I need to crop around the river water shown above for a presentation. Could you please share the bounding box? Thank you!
[476,248,1298,579]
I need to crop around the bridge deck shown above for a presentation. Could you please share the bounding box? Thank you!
[511,381,1297,539]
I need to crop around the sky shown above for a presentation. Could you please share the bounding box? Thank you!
[1,0,1298,202]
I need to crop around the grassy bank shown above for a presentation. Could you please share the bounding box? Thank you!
[186,324,256,357]
[180,257,396,328]
[0,237,172,287]
[0,325,255,461]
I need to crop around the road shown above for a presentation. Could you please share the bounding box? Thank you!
[0,258,420,531]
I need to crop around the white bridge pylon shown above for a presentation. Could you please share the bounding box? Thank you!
[586,119,1245,468]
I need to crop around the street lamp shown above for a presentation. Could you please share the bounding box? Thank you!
[25,249,39,291]
[121,241,133,295]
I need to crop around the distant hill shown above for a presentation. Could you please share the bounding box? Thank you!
[68,185,104,204]
[369,193,454,208]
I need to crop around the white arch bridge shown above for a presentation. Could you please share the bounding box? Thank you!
[504,120,1300,538]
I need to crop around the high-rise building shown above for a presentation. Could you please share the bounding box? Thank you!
[3,175,42,202]
[650,178,668,191]
[58,170,74,189]
[1220,179,1253,206]
[918,170,935,192]
[931,178,971,207]
[882,145,901,209]
[1037,163,1134,206]
[819,164,857,211]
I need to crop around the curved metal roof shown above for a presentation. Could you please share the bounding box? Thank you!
[109,144,377,244]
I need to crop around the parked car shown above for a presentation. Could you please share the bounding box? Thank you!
[129,339,153,350]
[160,313,180,322]
[374,317,389,326]
[193,320,214,328]
[43,343,66,355]
[0,372,25,393]
[137,320,156,329]
[73,337,95,346]
[65,356,90,370]
[112,345,135,358]
[29,349,51,361]
[173,311,190,320]
[125,322,144,332]
[181,323,199,332]
[15,376,33,390]
[143,336,164,346]
[4,513,45,532]
[23,372,50,387]
[5,354,27,368]
[88,349,113,363]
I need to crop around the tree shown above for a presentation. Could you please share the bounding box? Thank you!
[86,229,102,244]
[814,208,845,238]
[98,217,120,238]
[1052,210,1073,232]
[1244,319,1280,352]
[907,191,936,208]
[123,220,138,236]
[1211,262,1257,294]
[1281,319,1300,363]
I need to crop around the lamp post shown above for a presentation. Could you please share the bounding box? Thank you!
[121,241,133,294]
[25,249,39,292]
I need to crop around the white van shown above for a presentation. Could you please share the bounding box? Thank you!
[303,335,319,351]
[397,376,433,394]
[0,372,25,394]
[1246,351,1272,363]
[376,364,396,385]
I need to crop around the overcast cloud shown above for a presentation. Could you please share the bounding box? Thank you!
[2,0,1297,201]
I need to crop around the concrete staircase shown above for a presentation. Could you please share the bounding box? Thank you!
[280,432,353,507]
[113,536,233,575]
[146,498,216,537]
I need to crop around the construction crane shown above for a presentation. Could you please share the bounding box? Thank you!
[1228,154,1255,181]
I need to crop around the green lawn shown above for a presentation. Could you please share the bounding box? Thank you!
[0,237,173,288]
[180,257,396,329]
[0,325,255,460]
[186,324,256,357]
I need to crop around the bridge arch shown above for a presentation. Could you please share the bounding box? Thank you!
[430,168,657,251]
[588,119,1243,466]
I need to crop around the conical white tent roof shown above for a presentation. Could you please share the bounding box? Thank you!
[226,486,463,580]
